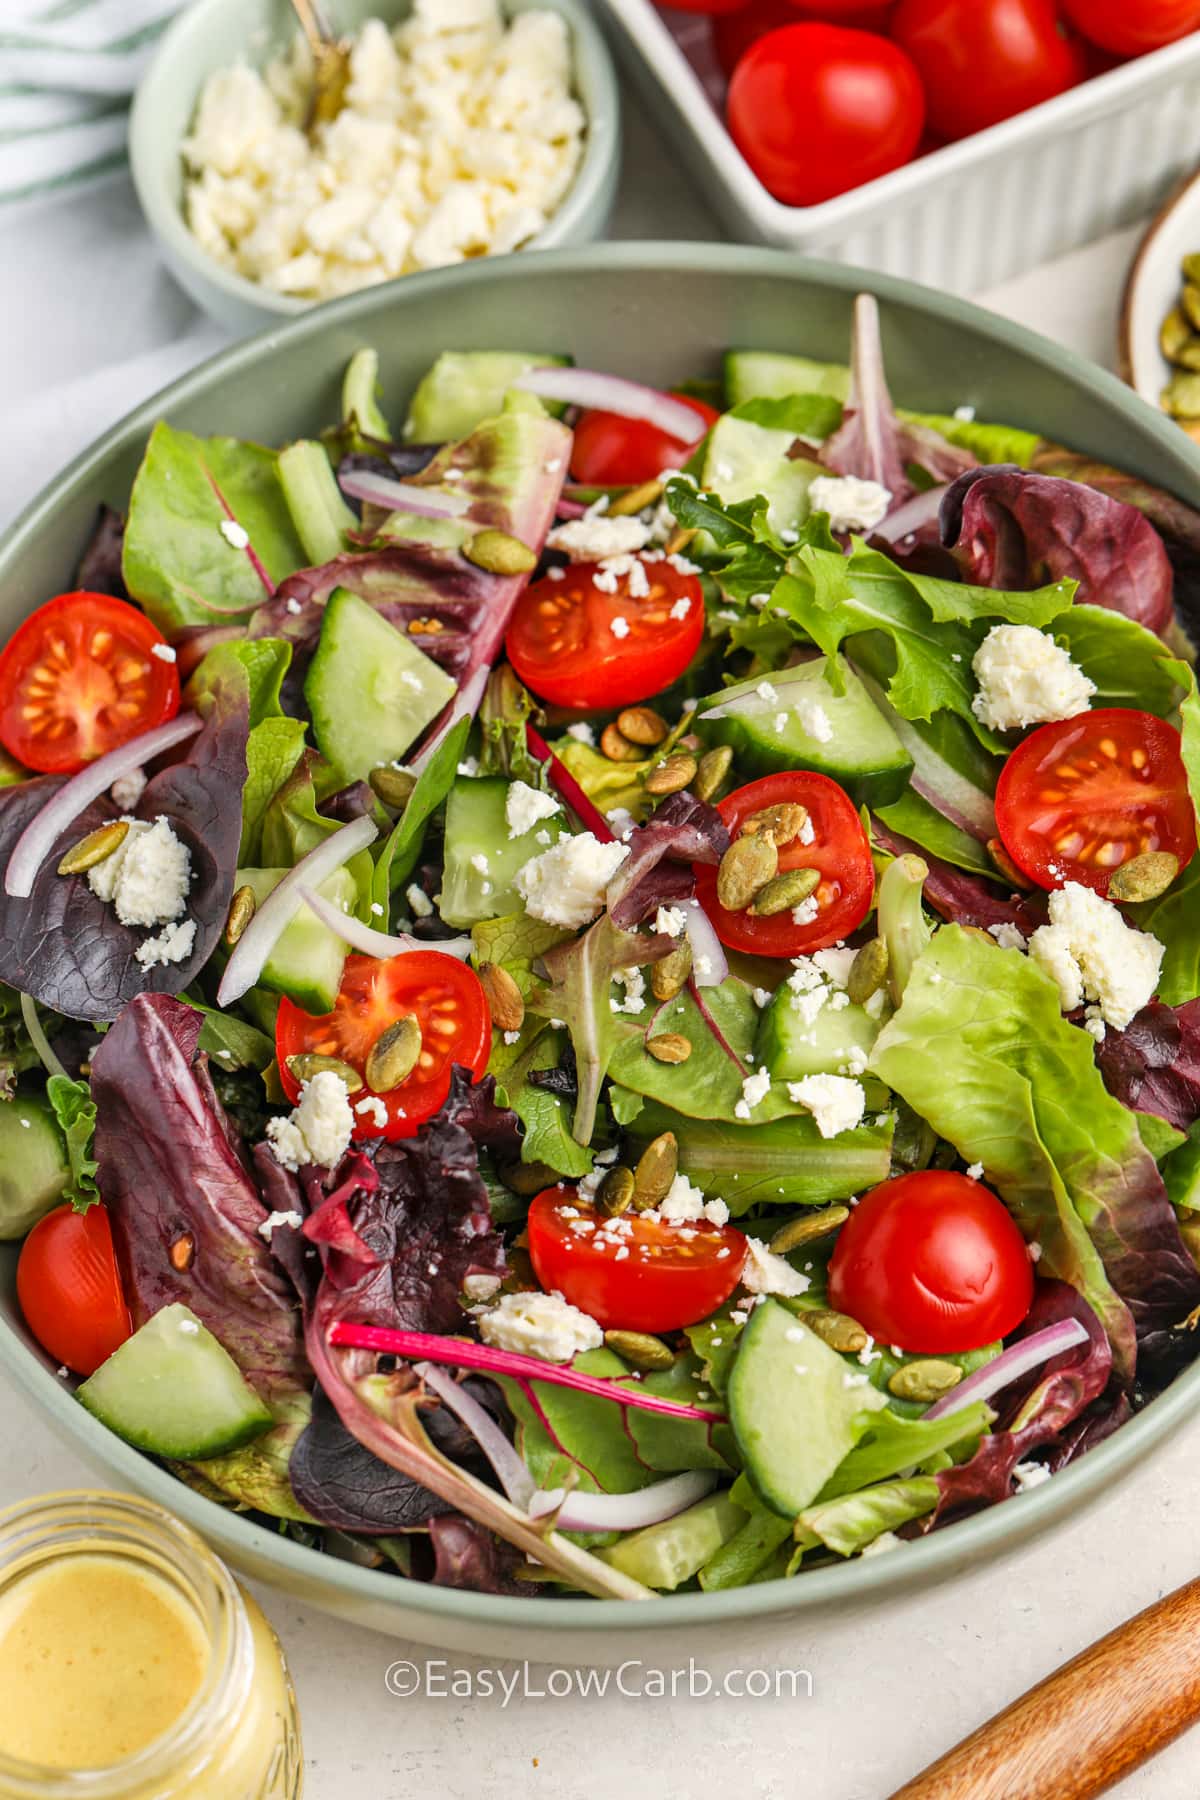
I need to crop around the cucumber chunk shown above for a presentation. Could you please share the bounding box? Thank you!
[724,351,851,409]
[405,351,570,442]
[305,587,457,782]
[78,1303,273,1459]
[238,865,357,1014]
[0,1094,67,1239]
[694,655,912,808]
[701,414,825,535]
[598,1492,747,1591]
[439,776,566,928]
[756,986,881,1082]
[728,1300,888,1518]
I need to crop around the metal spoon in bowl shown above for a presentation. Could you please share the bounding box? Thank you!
[288,0,352,138]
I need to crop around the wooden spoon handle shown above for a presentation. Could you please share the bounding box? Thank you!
[888,1575,1200,1800]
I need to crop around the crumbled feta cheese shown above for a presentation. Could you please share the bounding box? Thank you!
[515,831,629,928]
[787,1073,866,1139]
[610,615,630,639]
[653,905,688,937]
[812,947,856,989]
[611,966,645,1015]
[479,1289,602,1362]
[734,1066,772,1120]
[593,555,650,598]
[971,624,1096,732]
[606,807,637,841]
[953,404,977,423]
[219,518,250,551]
[988,921,1027,951]
[548,515,651,562]
[258,1208,303,1241]
[792,895,819,926]
[89,816,191,928]
[267,1070,355,1171]
[151,643,177,664]
[457,756,480,778]
[470,852,490,876]
[1029,881,1163,1030]
[668,596,692,620]
[740,1236,810,1297]
[406,882,432,919]
[966,1162,984,1180]
[1012,1461,1052,1493]
[134,918,198,970]
[565,722,595,746]
[354,1095,389,1131]
[505,779,560,839]
[808,474,892,534]
[503,1029,521,1046]
[110,768,147,812]
[655,1173,729,1227]
[752,987,772,1010]
[462,1272,503,1303]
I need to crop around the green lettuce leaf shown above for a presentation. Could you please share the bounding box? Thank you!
[819,1400,993,1499]
[187,638,308,864]
[698,1472,793,1590]
[46,1074,98,1214]
[874,789,1003,882]
[796,1476,939,1558]
[371,717,469,911]
[1051,606,1189,716]
[495,1028,593,1179]
[1133,854,1200,1004]
[729,394,845,438]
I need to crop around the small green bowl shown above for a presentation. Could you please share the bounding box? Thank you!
[129,0,620,335]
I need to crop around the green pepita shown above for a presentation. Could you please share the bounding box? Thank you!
[847,937,889,1006]
[223,883,257,948]
[596,1165,636,1218]
[804,1309,869,1355]
[887,1359,963,1404]
[1107,851,1180,904]
[463,529,537,576]
[604,1329,675,1371]
[57,820,130,876]
[646,1032,692,1064]
[498,1159,559,1196]
[607,480,664,518]
[651,938,692,1002]
[742,802,808,848]
[364,1014,422,1092]
[717,832,778,911]
[369,765,417,809]
[600,722,644,763]
[750,866,819,917]
[692,744,733,804]
[632,1131,678,1210]
[769,1206,850,1255]
[1162,369,1200,419]
[285,1053,364,1094]
[617,705,669,747]
[644,753,698,797]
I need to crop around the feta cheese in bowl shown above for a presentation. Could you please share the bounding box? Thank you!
[130,0,619,333]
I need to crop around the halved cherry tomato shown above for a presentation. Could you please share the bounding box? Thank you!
[994,708,1197,897]
[17,1204,132,1377]
[0,592,180,774]
[827,1171,1033,1353]
[1061,0,1200,56]
[276,952,491,1141]
[507,559,705,710]
[526,1185,747,1331]
[891,0,1085,143]
[570,394,719,488]
[695,771,875,957]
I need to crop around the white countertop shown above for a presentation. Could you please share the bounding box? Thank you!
[0,96,1194,1800]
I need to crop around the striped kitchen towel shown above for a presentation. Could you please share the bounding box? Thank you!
[0,0,185,205]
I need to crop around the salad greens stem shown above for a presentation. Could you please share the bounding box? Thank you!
[526,724,615,843]
[19,992,66,1081]
[877,854,932,1005]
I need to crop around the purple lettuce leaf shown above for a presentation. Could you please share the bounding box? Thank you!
[1095,1000,1200,1133]
[289,1384,468,1532]
[940,466,1175,636]
[429,1514,530,1593]
[0,678,249,1020]
[1028,443,1200,555]
[75,505,128,599]
[606,792,730,929]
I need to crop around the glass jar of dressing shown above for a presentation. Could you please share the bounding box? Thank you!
[0,1491,302,1799]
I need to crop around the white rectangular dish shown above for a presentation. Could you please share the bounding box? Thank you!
[599,1,1200,294]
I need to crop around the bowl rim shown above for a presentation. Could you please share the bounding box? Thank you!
[5,238,1200,1632]
[127,0,621,321]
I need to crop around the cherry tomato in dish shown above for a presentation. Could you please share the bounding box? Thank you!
[784,0,894,20]
[713,0,797,75]
[507,559,705,711]
[276,952,491,1141]
[695,771,875,958]
[994,708,1197,897]
[0,592,180,775]
[726,24,925,207]
[527,1186,747,1331]
[827,1171,1034,1353]
[18,1204,131,1377]
[655,0,746,14]
[570,394,719,489]
[891,0,1084,143]
[1060,0,1200,56]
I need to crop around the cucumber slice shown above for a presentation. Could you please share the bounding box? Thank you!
[728,1300,887,1517]
[598,1492,747,1591]
[694,655,912,809]
[724,351,851,409]
[238,865,357,1014]
[0,1094,67,1240]
[305,587,457,781]
[756,986,880,1082]
[405,351,570,442]
[702,414,824,535]
[78,1304,273,1459]
[439,775,566,929]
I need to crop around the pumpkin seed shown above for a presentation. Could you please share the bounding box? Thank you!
[57,819,130,876]
[987,836,1035,891]
[600,722,643,763]
[664,526,697,558]
[1107,851,1180,904]
[1184,282,1200,334]
[1183,253,1200,286]
[608,480,664,518]
[769,1206,849,1255]
[847,937,889,1005]
[644,753,698,796]
[742,802,808,848]
[369,765,417,809]
[604,1329,675,1371]
[750,866,819,917]
[1162,369,1200,419]
[364,1015,422,1092]
[1162,305,1195,364]
[498,1159,559,1196]
[478,961,525,1033]
[651,938,692,1002]
[692,744,733,804]
[717,832,778,911]
[647,1032,692,1064]
[804,1309,869,1355]
[887,1359,963,1404]
[463,529,537,575]
[632,1131,678,1210]
[617,705,669,747]
[285,1052,365,1093]
[223,883,257,948]
[596,1165,636,1218]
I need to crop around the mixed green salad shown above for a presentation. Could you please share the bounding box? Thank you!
[2,296,1200,1600]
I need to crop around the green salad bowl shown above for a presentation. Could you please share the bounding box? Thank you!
[1,244,1198,1661]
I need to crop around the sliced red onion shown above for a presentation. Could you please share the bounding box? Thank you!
[923,1318,1090,1422]
[555,495,588,519]
[525,724,615,842]
[514,368,707,446]
[529,1471,717,1533]
[683,899,728,988]
[217,815,377,1006]
[410,666,489,777]
[328,1323,726,1421]
[417,1360,535,1508]
[338,468,472,519]
[298,884,471,962]
[4,714,203,899]
[870,485,948,544]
